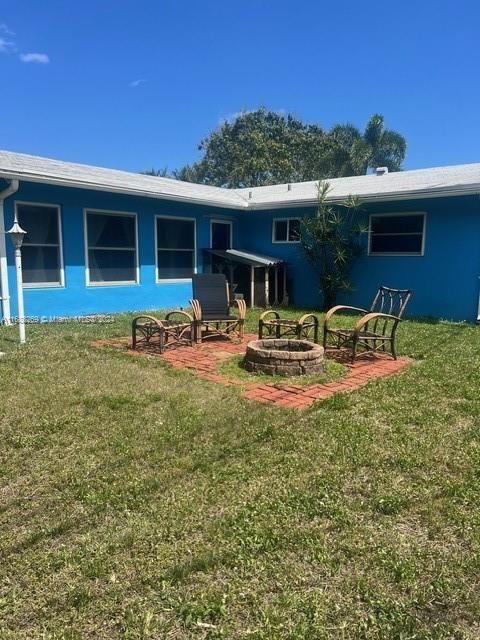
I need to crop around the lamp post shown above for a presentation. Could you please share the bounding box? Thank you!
[6,218,27,343]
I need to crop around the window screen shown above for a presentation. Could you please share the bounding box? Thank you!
[369,214,425,255]
[17,203,62,285]
[156,217,195,279]
[273,218,300,243]
[86,211,137,283]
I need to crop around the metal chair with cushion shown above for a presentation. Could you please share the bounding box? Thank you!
[323,286,412,362]
[190,273,246,343]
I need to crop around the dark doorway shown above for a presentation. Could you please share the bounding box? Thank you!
[211,221,232,250]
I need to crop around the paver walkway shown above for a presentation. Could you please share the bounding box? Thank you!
[93,333,410,409]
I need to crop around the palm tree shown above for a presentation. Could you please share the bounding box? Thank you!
[328,114,406,176]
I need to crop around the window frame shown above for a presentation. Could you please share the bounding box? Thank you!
[272,217,301,244]
[210,219,233,250]
[368,211,426,257]
[84,208,139,287]
[155,214,197,283]
[15,201,65,289]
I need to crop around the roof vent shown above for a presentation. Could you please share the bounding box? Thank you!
[287,183,292,191]
[375,167,388,176]
[248,190,253,199]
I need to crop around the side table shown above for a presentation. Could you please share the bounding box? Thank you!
[258,310,319,343]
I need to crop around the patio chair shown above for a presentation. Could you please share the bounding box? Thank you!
[190,273,246,344]
[323,286,412,362]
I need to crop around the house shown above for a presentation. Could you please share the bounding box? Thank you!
[0,149,479,324]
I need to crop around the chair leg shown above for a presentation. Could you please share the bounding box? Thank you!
[132,324,137,349]
[159,330,165,354]
[351,335,358,363]
[258,319,264,339]
[195,321,202,344]
[391,338,397,360]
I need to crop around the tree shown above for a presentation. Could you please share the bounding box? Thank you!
[299,182,366,310]
[173,108,337,188]
[142,167,170,177]
[327,114,406,176]
[145,109,407,187]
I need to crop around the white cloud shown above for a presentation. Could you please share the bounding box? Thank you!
[129,79,146,88]
[0,23,15,36]
[20,52,50,64]
[0,36,13,51]
[0,23,15,53]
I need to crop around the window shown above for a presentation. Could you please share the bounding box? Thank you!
[273,218,301,243]
[85,210,138,284]
[211,220,232,250]
[156,216,195,280]
[16,202,63,286]
[369,213,425,255]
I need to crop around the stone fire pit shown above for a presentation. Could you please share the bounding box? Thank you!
[244,339,325,376]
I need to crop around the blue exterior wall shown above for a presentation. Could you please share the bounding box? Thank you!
[347,195,480,322]
[3,181,241,319]
[238,209,320,309]
[239,194,480,322]
[2,181,480,322]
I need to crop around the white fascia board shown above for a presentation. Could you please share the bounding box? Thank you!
[246,186,480,210]
[0,172,250,210]
[1,171,479,212]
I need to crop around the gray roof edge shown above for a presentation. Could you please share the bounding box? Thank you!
[0,169,250,209]
[246,184,480,210]
[1,150,479,211]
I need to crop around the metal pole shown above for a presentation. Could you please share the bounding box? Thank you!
[250,265,255,308]
[14,246,25,343]
[264,266,270,307]
[274,265,279,306]
[283,265,289,306]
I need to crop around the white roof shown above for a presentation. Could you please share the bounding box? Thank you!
[239,163,480,209]
[0,150,248,209]
[1,149,479,210]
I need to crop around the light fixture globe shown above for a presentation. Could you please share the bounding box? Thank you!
[7,220,27,249]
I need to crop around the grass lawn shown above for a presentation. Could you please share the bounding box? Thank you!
[216,353,346,387]
[1,309,480,639]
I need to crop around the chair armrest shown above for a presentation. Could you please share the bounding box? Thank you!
[133,314,164,327]
[324,305,368,323]
[259,309,280,322]
[165,309,193,323]
[189,299,202,321]
[232,298,246,320]
[298,313,318,326]
[354,312,402,332]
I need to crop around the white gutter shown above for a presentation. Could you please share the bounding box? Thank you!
[1,170,479,211]
[0,179,19,323]
[0,172,249,210]
[245,186,480,210]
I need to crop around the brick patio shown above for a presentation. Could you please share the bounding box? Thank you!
[92,333,410,409]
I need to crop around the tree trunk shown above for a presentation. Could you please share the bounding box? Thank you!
[321,287,336,312]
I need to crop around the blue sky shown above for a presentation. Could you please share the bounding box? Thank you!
[1,0,479,175]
